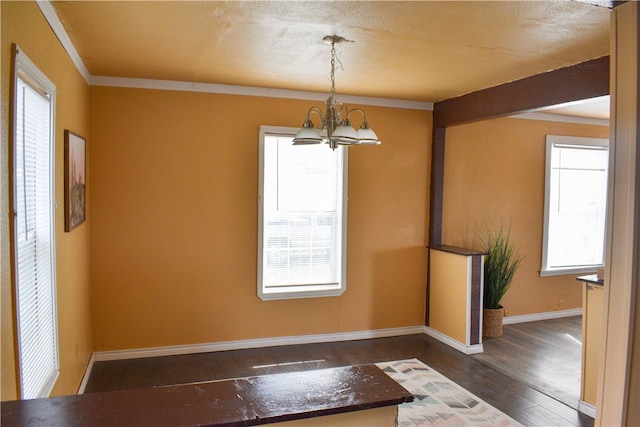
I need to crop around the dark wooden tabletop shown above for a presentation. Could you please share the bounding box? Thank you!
[1,364,413,427]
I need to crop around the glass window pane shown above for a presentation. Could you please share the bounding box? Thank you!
[542,135,608,275]
[13,51,59,399]
[258,130,346,299]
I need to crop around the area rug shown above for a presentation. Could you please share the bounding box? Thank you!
[377,359,524,427]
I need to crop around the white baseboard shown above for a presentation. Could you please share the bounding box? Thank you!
[503,308,582,325]
[578,400,596,418]
[91,326,426,362]
[77,353,96,395]
[78,325,426,394]
[424,327,484,355]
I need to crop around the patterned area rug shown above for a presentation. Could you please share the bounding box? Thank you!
[377,359,524,427]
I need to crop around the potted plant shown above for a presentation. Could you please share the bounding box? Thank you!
[481,228,522,338]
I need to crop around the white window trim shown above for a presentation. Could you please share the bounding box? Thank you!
[257,126,348,300]
[11,45,59,399]
[540,134,608,277]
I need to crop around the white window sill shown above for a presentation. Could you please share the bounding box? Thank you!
[539,266,602,277]
[259,284,345,301]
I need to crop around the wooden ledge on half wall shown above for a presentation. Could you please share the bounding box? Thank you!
[1,364,414,427]
[429,245,487,257]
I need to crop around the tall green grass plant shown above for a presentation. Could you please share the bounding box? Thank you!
[481,228,522,310]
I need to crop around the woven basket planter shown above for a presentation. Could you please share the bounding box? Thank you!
[483,307,505,338]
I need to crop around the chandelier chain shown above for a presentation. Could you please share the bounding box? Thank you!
[330,41,336,101]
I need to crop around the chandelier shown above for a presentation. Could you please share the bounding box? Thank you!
[293,35,381,150]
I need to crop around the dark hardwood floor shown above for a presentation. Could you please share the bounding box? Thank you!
[85,333,593,427]
[472,316,583,409]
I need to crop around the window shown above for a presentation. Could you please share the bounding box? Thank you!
[258,126,347,300]
[11,46,59,399]
[541,135,608,276]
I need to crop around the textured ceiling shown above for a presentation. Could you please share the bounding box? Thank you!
[51,1,610,106]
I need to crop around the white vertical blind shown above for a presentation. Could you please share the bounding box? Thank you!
[13,47,59,399]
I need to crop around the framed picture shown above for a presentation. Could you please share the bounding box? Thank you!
[64,130,86,231]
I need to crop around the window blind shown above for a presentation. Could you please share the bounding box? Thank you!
[13,47,59,400]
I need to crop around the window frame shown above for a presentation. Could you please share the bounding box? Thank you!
[11,45,59,399]
[257,126,348,301]
[540,134,609,277]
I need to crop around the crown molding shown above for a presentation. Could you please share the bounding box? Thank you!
[90,76,434,110]
[36,0,91,83]
[512,112,609,127]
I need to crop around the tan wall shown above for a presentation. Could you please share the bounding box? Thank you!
[581,283,604,405]
[1,1,93,399]
[89,86,431,351]
[428,249,469,344]
[442,117,609,316]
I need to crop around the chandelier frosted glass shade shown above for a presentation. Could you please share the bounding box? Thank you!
[292,124,323,145]
[332,123,360,145]
[356,125,381,145]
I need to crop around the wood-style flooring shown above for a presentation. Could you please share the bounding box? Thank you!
[472,316,583,409]
[85,332,593,427]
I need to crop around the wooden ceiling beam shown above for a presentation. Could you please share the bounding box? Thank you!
[433,55,610,128]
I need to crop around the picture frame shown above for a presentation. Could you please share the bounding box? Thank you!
[64,130,86,231]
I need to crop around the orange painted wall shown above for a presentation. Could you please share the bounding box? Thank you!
[89,86,431,351]
[442,117,609,316]
[1,1,93,398]
[429,249,470,344]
